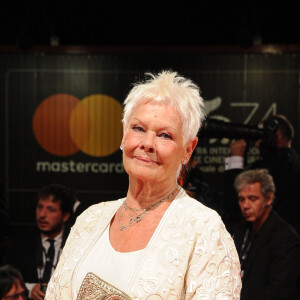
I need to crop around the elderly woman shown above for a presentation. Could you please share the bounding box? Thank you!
[46,71,241,299]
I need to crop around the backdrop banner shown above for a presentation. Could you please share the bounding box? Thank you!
[1,52,299,228]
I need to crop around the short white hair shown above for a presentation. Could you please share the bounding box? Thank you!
[122,70,205,144]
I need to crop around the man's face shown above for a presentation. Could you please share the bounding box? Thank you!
[238,182,273,231]
[36,196,70,238]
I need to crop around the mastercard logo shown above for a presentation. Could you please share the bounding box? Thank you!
[33,94,123,157]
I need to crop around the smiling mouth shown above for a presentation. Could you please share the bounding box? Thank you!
[134,156,156,163]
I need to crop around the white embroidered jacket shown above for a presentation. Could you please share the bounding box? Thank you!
[46,190,241,300]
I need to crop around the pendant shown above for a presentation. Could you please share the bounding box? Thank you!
[120,226,127,231]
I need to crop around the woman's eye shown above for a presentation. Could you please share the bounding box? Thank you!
[132,126,144,132]
[160,133,172,139]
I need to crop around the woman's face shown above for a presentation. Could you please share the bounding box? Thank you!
[122,101,197,185]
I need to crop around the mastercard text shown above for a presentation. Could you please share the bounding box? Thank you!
[36,160,125,173]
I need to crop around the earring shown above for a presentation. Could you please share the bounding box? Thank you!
[120,145,123,151]
[182,160,187,165]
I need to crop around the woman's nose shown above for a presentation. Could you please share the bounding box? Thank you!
[140,132,156,153]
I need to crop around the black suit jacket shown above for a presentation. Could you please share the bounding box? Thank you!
[234,211,300,300]
[6,227,69,283]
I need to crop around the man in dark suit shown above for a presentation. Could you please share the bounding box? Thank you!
[6,183,75,300]
[233,169,300,300]
[223,114,300,235]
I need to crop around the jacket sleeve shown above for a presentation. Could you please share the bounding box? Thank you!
[45,201,117,300]
[185,214,242,300]
[45,204,98,300]
[45,221,78,299]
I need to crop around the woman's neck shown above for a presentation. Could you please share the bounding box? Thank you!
[126,177,179,209]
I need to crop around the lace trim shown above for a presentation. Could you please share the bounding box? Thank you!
[77,272,132,300]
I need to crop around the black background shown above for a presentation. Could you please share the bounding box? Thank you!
[1,2,300,48]
[1,52,300,233]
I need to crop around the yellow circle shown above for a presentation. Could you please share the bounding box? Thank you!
[70,94,123,157]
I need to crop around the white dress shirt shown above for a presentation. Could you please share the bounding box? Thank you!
[26,231,63,297]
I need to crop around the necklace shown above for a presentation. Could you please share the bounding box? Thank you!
[119,185,180,231]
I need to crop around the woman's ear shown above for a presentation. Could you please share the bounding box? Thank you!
[120,125,126,148]
[184,137,198,163]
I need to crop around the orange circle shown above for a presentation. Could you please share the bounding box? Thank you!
[32,94,81,156]
[70,94,123,157]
